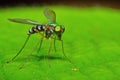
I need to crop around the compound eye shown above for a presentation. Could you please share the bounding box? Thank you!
[55,26,61,32]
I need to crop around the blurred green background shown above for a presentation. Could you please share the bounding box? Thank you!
[0,1,120,80]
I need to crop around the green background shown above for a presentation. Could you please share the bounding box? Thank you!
[0,6,120,80]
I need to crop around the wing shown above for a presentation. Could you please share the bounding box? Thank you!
[44,8,56,22]
[8,18,41,25]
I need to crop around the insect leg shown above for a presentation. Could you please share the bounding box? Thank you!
[37,37,44,53]
[61,40,79,70]
[53,37,57,52]
[47,39,53,67]
[7,35,31,63]
[19,37,42,69]
[34,29,44,53]
[60,40,73,64]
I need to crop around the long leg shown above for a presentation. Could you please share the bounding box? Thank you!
[51,37,73,63]
[48,39,53,56]
[37,37,44,53]
[47,39,53,67]
[54,37,56,52]
[19,37,42,69]
[51,37,73,64]
[61,40,73,64]
[34,29,44,53]
[61,40,79,71]
[7,35,30,63]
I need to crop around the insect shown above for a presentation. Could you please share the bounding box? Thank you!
[7,8,72,64]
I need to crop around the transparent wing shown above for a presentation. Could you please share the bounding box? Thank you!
[8,18,41,25]
[44,8,56,22]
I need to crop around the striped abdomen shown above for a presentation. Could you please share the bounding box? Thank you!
[28,25,45,35]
